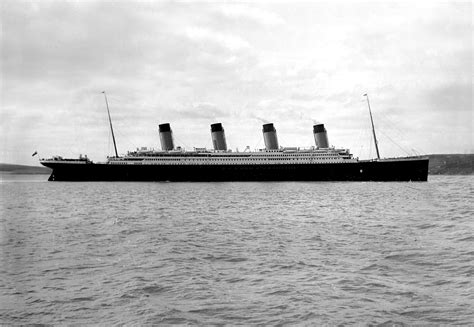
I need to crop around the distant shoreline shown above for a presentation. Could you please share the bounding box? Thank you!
[0,164,51,175]
[1,154,472,175]
[427,154,473,175]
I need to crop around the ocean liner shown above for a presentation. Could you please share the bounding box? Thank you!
[40,93,429,181]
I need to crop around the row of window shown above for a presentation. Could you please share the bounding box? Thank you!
[111,157,349,164]
[116,155,340,161]
[118,157,341,162]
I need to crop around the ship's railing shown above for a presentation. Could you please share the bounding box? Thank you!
[107,155,358,165]
[377,155,429,161]
[124,146,352,156]
[40,157,92,164]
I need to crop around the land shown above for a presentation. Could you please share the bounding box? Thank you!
[427,154,473,175]
[0,154,472,175]
[0,163,52,174]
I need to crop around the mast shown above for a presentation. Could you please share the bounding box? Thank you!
[102,91,119,158]
[363,93,380,159]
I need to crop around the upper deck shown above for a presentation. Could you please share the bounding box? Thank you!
[106,147,357,165]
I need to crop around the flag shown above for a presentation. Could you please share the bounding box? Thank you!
[32,151,38,157]
[363,93,367,96]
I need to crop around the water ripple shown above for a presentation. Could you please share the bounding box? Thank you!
[0,175,473,324]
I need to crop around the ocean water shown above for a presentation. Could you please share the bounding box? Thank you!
[0,174,473,325]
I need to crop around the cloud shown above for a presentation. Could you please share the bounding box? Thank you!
[290,92,318,102]
[425,82,472,113]
[176,102,229,120]
[216,4,285,26]
[1,1,472,164]
[185,27,250,51]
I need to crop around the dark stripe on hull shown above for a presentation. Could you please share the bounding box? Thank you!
[42,159,429,182]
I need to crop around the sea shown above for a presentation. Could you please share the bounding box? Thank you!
[0,174,473,325]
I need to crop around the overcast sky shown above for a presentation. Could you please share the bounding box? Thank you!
[1,0,472,165]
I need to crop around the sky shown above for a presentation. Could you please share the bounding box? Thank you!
[1,0,472,165]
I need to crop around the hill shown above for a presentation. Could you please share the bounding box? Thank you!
[0,163,52,174]
[428,154,473,175]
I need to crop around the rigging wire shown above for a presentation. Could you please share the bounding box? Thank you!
[375,112,406,139]
[368,129,373,159]
[107,123,111,157]
[362,114,373,159]
[377,128,412,156]
[173,135,191,150]
[368,105,428,156]
[99,93,149,155]
[373,114,412,154]
[359,94,429,158]
[374,114,419,156]
[253,131,263,150]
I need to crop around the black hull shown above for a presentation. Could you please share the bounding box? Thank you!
[41,158,429,182]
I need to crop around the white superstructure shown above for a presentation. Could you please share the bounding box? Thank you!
[107,147,356,165]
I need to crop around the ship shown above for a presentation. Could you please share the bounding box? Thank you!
[40,93,429,182]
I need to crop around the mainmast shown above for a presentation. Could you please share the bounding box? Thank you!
[363,93,380,160]
[102,91,119,158]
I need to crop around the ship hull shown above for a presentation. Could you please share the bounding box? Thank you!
[41,158,429,182]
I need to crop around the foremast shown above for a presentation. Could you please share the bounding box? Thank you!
[102,91,119,158]
[363,93,380,160]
